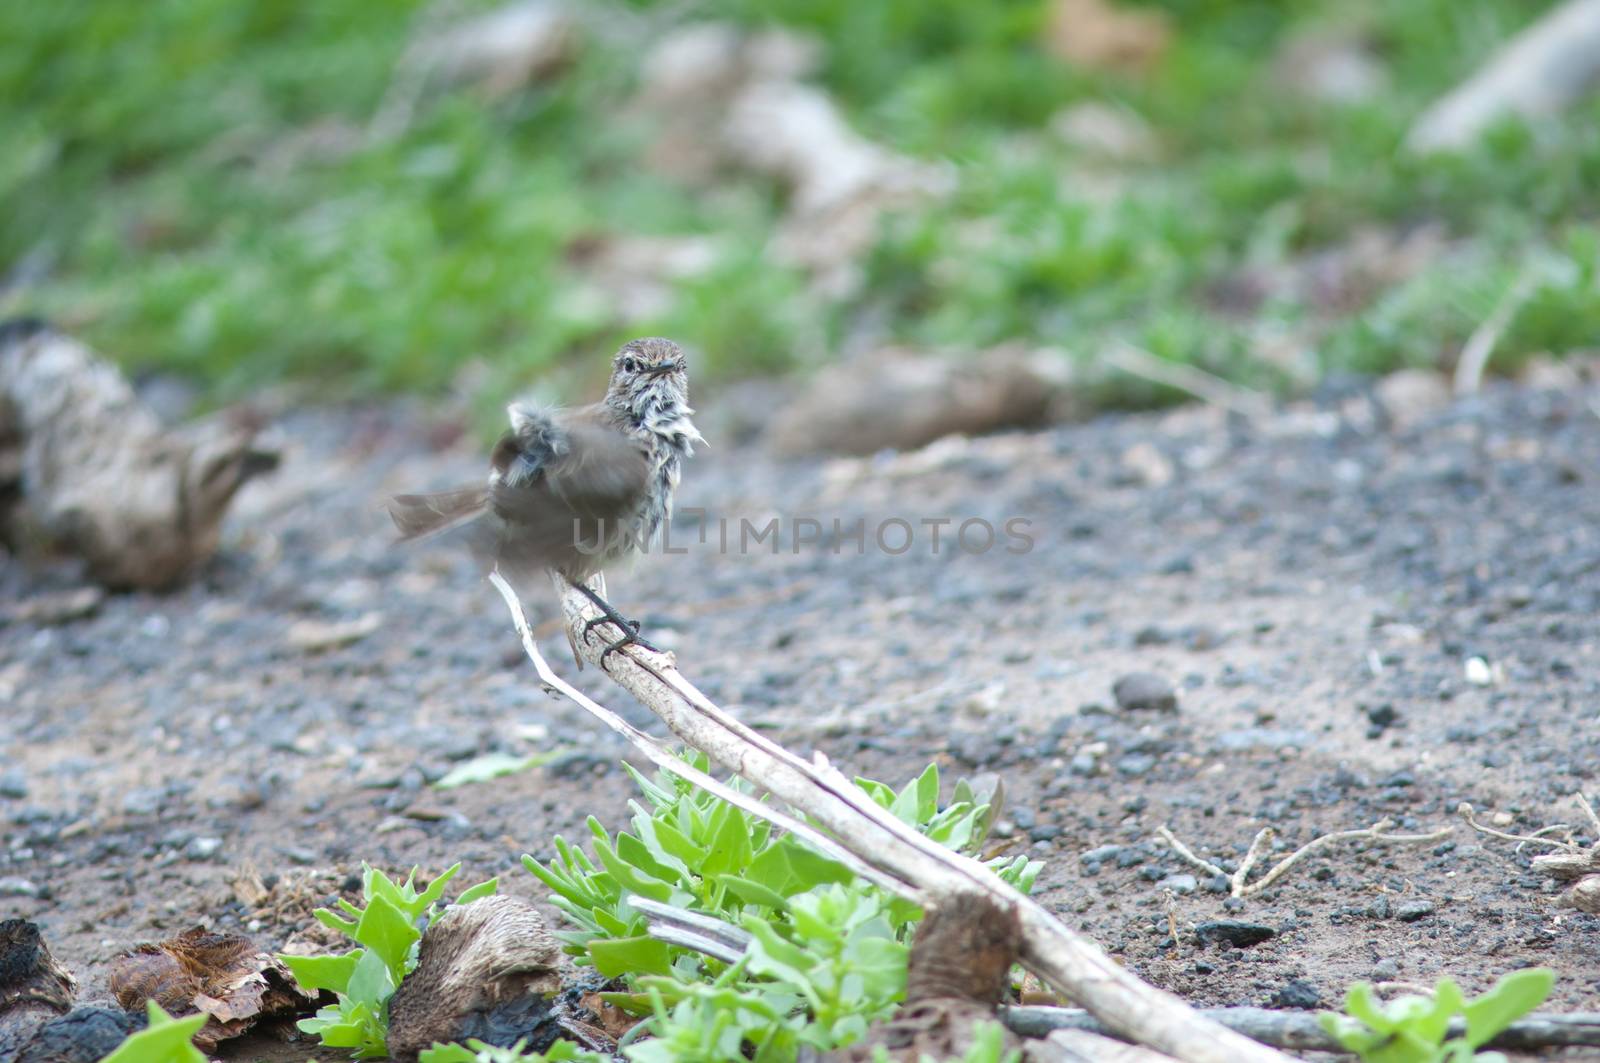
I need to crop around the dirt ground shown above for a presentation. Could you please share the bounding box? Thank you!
[3,371,1598,1057]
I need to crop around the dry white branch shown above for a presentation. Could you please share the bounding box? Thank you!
[492,570,1295,1063]
[1158,819,1453,899]
[1457,802,1577,852]
[1104,343,1273,420]
[1453,271,1535,396]
[1406,0,1600,154]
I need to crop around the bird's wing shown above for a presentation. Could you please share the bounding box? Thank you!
[387,485,489,541]
[485,409,651,575]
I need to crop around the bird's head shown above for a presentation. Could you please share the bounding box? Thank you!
[605,336,691,419]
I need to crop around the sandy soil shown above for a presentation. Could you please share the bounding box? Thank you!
[3,374,1598,1056]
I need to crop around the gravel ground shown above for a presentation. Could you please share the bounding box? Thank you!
[3,373,1599,1056]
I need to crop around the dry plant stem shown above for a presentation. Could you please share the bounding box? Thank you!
[1104,343,1272,420]
[1453,270,1535,396]
[513,573,1294,1063]
[1576,792,1600,838]
[1158,820,1453,899]
[486,570,900,896]
[1458,803,1577,851]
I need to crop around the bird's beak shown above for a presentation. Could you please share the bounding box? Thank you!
[646,364,680,377]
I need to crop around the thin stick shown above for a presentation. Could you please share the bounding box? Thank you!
[1453,270,1535,396]
[1104,343,1273,420]
[1232,829,1274,896]
[1158,820,1452,899]
[1154,827,1224,879]
[487,569,906,896]
[1576,792,1600,838]
[1458,802,1577,852]
[521,574,1294,1063]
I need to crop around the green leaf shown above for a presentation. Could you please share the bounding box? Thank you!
[912,762,940,822]
[593,837,674,902]
[413,863,463,914]
[716,874,790,912]
[280,949,362,994]
[1342,982,1397,1034]
[1463,968,1554,1047]
[455,877,499,905]
[346,946,398,1007]
[701,799,755,879]
[101,1002,207,1063]
[433,751,557,789]
[353,892,420,976]
[588,935,673,978]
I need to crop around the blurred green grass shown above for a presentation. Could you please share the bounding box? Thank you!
[3,0,1598,406]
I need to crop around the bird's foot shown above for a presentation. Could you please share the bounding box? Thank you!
[573,583,661,664]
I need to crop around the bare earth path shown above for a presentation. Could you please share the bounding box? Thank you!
[2,376,1597,1048]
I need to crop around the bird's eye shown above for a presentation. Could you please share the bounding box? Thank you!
[622,357,638,373]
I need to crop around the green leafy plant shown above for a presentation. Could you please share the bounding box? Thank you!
[99,1001,207,1063]
[418,1038,611,1063]
[523,756,1041,1061]
[1318,969,1555,1063]
[281,863,498,1059]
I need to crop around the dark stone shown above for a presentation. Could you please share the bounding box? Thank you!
[1116,753,1156,777]
[1396,900,1436,922]
[1273,979,1322,1009]
[1193,920,1277,948]
[1112,673,1177,712]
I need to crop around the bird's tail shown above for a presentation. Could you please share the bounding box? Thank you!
[386,486,489,542]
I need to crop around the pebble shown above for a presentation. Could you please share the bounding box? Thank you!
[1372,958,1401,980]
[1116,753,1156,777]
[0,876,41,897]
[1113,673,1177,712]
[1395,900,1436,922]
[1273,979,1322,1009]
[1157,873,1197,895]
[184,837,223,861]
[1193,920,1276,947]
[0,772,26,799]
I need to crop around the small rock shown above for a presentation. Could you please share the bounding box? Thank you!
[1395,900,1436,922]
[1193,920,1276,948]
[1116,753,1156,777]
[3,585,105,626]
[1081,844,1123,865]
[1273,979,1322,1009]
[121,788,164,816]
[0,875,42,897]
[1366,703,1399,729]
[1157,873,1197,895]
[1372,958,1401,981]
[1203,874,1229,894]
[1464,656,1495,686]
[0,771,27,799]
[1366,896,1392,920]
[287,611,384,653]
[183,836,223,861]
[1113,672,1177,712]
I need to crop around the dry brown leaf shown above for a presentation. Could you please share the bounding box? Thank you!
[1043,0,1170,74]
[108,927,316,1050]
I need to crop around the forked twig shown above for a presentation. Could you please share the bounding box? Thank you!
[1457,802,1578,852]
[1157,819,1453,899]
[492,570,1294,1063]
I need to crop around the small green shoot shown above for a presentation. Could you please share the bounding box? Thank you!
[433,751,559,790]
[281,863,498,1059]
[418,1038,611,1063]
[1318,969,1555,1063]
[99,1002,207,1063]
[523,755,1042,1060]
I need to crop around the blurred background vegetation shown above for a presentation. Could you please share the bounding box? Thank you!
[3,0,1597,410]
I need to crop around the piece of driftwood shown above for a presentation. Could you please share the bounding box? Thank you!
[1406,0,1600,153]
[0,320,278,589]
[386,896,606,1063]
[765,347,1072,457]
[1004,1005,1600,1052]
[489,571,1294,1063]
[835,894,1026,1062]
[0,919,147,1063]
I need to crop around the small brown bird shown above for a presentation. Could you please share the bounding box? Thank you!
[387,337,703,659]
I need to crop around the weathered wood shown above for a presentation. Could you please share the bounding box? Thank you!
[489,570,1296,1063]
[1004,1005,1600,1052]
